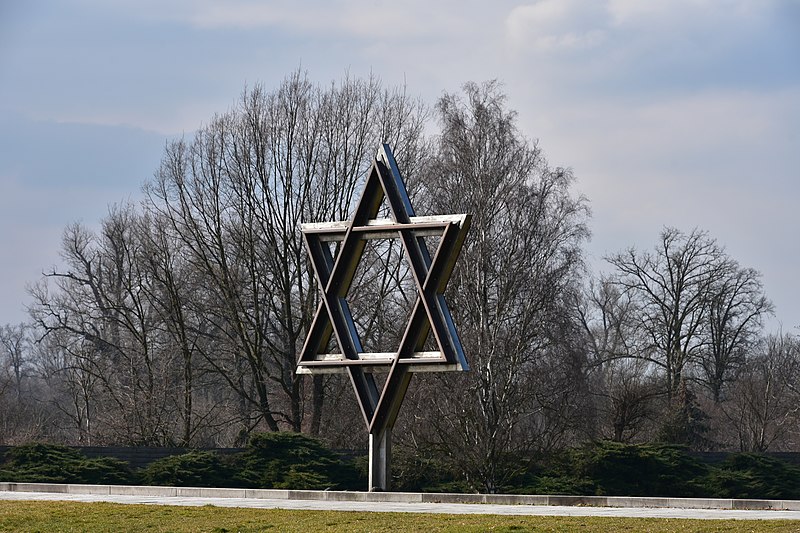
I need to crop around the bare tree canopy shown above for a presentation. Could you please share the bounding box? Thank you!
[29,71,429,446]
[606,227,772,400]
[407,81,591,492]
[601,227,774,446]
[7,72,798,474]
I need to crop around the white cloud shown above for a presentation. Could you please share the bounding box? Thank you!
[606,0,771,27]
[523,86,800,205]
[506,0,609,51]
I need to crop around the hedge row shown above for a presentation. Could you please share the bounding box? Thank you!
[2,437,799,499]
[0,432,364,490]
[513,441,800,499]
[389,441,800,498]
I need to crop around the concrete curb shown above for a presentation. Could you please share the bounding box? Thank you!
[1,482,799,511]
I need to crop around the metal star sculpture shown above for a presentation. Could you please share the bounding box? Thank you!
[297,144,470,490]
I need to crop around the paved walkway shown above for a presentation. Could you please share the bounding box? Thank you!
[3,490,800,520]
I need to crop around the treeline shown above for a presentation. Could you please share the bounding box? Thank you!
[1,71,798,493]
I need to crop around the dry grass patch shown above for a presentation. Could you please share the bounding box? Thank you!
[0,501,798,532]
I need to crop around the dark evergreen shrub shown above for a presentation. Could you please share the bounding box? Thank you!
[390,448,469,493]
[701,453,800,500]
[518,474,597,495]
[573,441,707,497]
[231,432,362,490]
[140,450,232,487]
[0,443,135,485]
[512,449,596,495]
[74,456,136,485]
[0,443,80,483]
[515,442,708,497]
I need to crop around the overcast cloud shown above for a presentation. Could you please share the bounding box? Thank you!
[1,0,798,329]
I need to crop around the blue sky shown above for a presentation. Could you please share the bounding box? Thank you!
[1,0,798,330]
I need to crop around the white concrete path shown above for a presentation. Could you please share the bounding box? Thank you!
[2,490,800,520]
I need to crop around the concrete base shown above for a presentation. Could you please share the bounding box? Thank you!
[1,482,800,511]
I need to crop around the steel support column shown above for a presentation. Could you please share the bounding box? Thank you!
[368,428,391,492]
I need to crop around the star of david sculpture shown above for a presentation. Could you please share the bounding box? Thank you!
[297,144,471,491]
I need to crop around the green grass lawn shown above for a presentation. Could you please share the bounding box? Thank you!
[0,501,798,532]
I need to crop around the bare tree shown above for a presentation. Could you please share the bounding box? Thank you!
[699,263,773,403]
[23,71,428,447]
[0,323,30,400]
[30,206,187,445]
[721,333,800,451]
[575,280,661,442]
[136,212,232,446]
[31,328,101,444]
[0,322,54,443]
[576,279,641,366]
[606,228,728,401]
[145,70,428,439]
[576,279,665,442]
[407,81,590,492]
[29,222,115,444]
[605,228,775,448]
